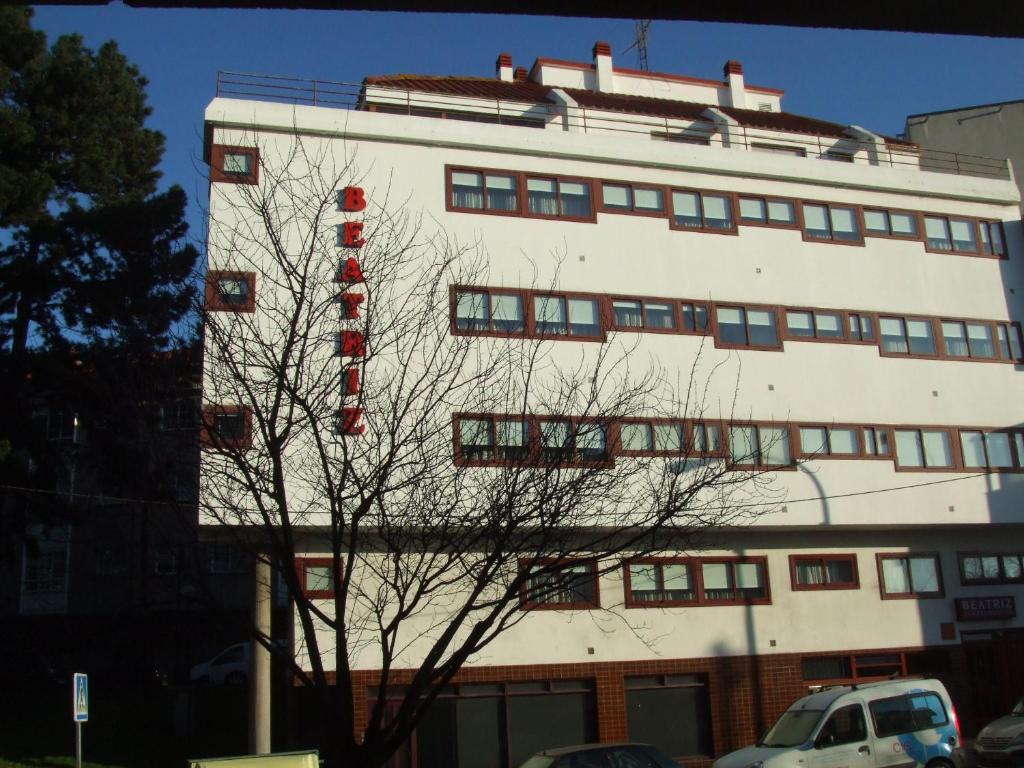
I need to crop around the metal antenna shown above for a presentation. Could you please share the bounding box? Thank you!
[624,20,652,71]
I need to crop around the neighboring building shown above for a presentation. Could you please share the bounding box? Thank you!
[905,100,1024,206]
[0,351,253,681]
[202,43,1024,764]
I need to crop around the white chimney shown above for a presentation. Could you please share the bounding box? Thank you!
[724,60,746,109]
[496,52,513,83]
[593,41,614,93]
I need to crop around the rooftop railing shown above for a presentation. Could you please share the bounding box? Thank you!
[215,70,1012,182]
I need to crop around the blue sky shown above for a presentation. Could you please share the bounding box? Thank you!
[31,5,1024,238]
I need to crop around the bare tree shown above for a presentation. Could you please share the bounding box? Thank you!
[199,134,785,768]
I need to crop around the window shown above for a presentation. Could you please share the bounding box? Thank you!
[798,426,859,457]
[924,215,979,253]
[611,299,675,331]
[526,176,592,218]
[601,183,665,214]
[862,427,891,457]
[457,416,530,462]
[785,310,845,340]
[879,317,937,356]
[824,149,856,163]
[206,542,245,574]
[959,552,1024,585]
[450,170,518,212]
[671,189,735,232]
[816,705,868,747]
[681,302,710,333]
[206,271,256,313]
[980,221,1007,257]
[941,320,997,359]
[870,692,948,737]
[652,130,712,145]
[625,557,769,606]
[211,145,258,184]
[625,675,713,758]
[200,405,253,450]
[802,651,941,683]
[997,323,1023,361]
[893,429,953,469]
[391,679,597,768]
[863,209,920,238]
[153,547,178,576]
[878,554,943,598]
[729,424,791,467]
[959,430,1020,470]
[521,561,598,609]
[716,306,780,348]
[540,419,608,463]
[802,203,861,243]
[626,560,695,605]
[297,558,338,598]
[738,196,798,227]
[790,555,859,590]
[454,290,525,334]
[847,313,875,342]
[45,409,77,441]
[751,142,807,157]
[534,295,601,338]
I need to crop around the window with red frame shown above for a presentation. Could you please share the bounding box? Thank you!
[210,145,258,185]
[297,558,339,598]
[625,557,769,607]
[206,271,255,313]
[671,189,735,232]
[790,554,859,590]
[520,561,599,609]
[959,552,1024,585]
[201,406,252,450]
[877,553,943,598]
[454,289,525,334]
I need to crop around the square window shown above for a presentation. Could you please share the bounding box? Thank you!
[211,145,258,184]
[206,271,255,313]
[879,554,943,598]
[522,561,598,609]
[201,406,252,450]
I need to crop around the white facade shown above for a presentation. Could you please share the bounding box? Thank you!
[202,43,1024,760]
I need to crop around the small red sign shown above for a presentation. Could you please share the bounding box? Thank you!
[955,596,1016,621]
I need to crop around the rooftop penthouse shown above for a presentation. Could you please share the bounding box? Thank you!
[214,42,1011,181]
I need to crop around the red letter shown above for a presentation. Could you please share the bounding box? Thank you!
[339,292,364,319]
[344,368,360,396]
[340,331,366,358]
[339,407,364,435]
[338,258,364,284]
[341,221,365,248]
[341,186,367,212]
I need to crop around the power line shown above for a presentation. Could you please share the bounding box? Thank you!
[0,470,990,516]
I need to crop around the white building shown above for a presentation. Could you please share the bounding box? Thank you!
[202,42,1024,764]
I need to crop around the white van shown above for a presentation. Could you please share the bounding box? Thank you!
[713,679,964,768]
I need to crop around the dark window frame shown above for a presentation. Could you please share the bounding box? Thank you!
[598,181,668,218]
[799,200,864,246]
[958,551,1024,585]
[876,553,945,599]
[519,558,600,610]
[712,303,782,351]
[296,557,340,599]
[210,144,259,185]
[624,556,771,607]
[668,187,738,235]
[737,194,801,230]
[206,270,256,313]
[453,414,613,468]
[790,554,860,591]
[200,405,253,450]
[726,422,795,469]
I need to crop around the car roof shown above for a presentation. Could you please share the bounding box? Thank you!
[538,744,651,757]
[788,678,946,711]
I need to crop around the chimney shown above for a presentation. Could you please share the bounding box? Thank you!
[496,52,513,82]
[593,40,614,93]
[514,66,528,82]
[724,60,746,109]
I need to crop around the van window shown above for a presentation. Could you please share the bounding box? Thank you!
[817,704,867,747]
[869,692,948,737]
[761,709,824,747]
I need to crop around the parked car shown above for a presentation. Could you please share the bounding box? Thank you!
[974,696,1024,768]
[713,678,964,768]
[190,642,251,685]
[518,743,679,768]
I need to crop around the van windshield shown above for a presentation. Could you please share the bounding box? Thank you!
[759,709,825,747]
[1013,698,1023,716]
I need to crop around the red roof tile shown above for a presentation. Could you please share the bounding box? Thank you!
[362,75,911,147]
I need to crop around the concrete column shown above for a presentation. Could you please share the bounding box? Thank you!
[250,555,272,755]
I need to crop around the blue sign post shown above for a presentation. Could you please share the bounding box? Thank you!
[73,673,88,768]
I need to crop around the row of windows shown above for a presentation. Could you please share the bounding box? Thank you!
[445,166,1008,258]
[299,550,1014,605]
[452,287,1024,363]
[454,413,1024,473]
